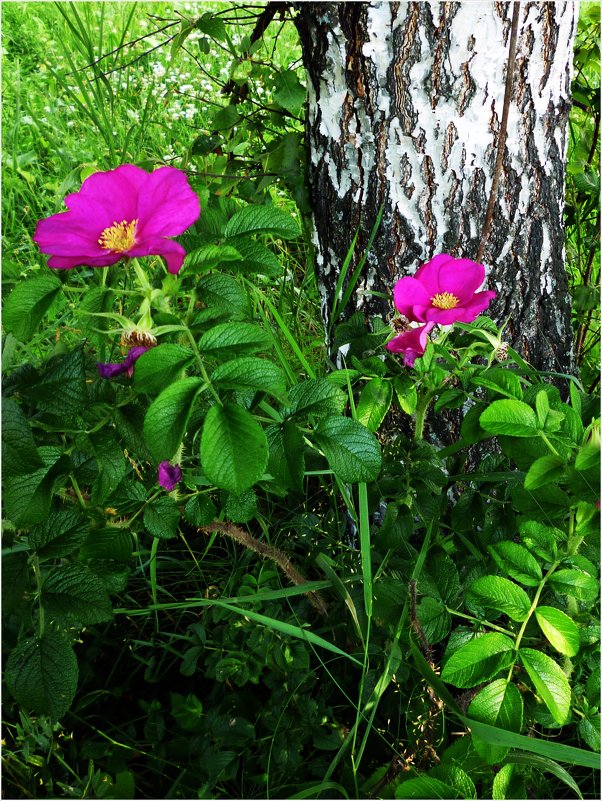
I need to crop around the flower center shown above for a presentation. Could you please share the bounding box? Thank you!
[431,291,459,310]
[98,219,138,252]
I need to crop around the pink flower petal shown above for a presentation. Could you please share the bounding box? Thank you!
[413,254,455,295]
[386,322,434,366]
[158,461,183,491]
[128,237,187,274]
[393,277,431,320]
[453,290,497,323]
[34,212,108,258]
[47,253,122,269]
[136,167,201,238]
[65,164,146,222]
[437,258,486,301]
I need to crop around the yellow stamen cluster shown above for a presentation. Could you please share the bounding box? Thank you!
[431,291,459,310]
[98,219,138,252]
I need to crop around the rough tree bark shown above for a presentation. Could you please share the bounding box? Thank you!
[294,1,577,375]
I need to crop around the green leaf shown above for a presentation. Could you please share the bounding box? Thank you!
[80,527,132,561]
[488,542,542,587]
[313,416,382,483]
[42,563,113,625]
[284,379,346,419]
[409,632,599,768]
[492,764,524,800]
[3,446,65,527]
[519,648,571,724]
[468,679,523,763]
[473,368,524,400]
[199,322,272,358]
[90,431,126,505]
[266,420,305,493]
[575,441,600,472]
[143,377,203,461]
[466,575,532,621]
[224,204,300,239]
[201,402,268,494]
[535,607,580,657]
[113,403,154,462]
[29,507,89,559]
[548,569,599,602]
[5,632,78,719]
[417,597,451,644]
[519,520,560,562]
[224,490,257,523]
[535,389,550,427]
[273,69,306,115]
[3,274,62,341]
[524,454,566,490]
[194,273,248,321]
[227,237,283,276]
[434,388,465,412]
[396,767,476,799]
[195,11,226,39]
[421,549,460,605]
[392,375,418,415]
[184,244,242,273]
[356,377,393,432]
[212,357,287,398]
[441,633,515,688]
[480,399,540,437]
[184,495,217,527]
[2,397,43,475]
[579,716,601,752]
[144,496,181,539]
[211,103,241,130]
[133,345,195,394]
[22,347,87,417]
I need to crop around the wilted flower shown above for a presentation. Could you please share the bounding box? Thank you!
[97,346,148,379]
[34,164,200,274]
[158,461,182,491]
[393,254,496,325]
[386,322,434,367]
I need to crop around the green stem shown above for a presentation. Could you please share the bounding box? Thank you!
[447,607,515,637]
[414,392,433,441]
[538,430,560,456]
[70,475,88,510]
[565,509,582,618]
[508,558,562,681]
[32,556,45,636]
[184,327,222,406]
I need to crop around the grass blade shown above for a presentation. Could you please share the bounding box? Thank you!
[212,601,362,666]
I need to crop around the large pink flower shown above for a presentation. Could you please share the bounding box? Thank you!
[386,322,434,367]
[393,254,496,325]
[34,164,200,274]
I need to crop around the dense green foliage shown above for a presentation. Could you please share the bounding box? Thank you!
[2,3,600,800]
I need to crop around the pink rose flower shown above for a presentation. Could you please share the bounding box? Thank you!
[34,164,200,275]
[393,254,496,325]
[158,461,182,492]
[386,322,434,367]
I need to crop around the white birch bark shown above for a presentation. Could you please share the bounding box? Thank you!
[295,1,578,374]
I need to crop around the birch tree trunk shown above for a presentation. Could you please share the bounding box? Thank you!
[294,1,578,374]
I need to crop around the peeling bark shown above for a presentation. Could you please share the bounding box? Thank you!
[294,1,577,374]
